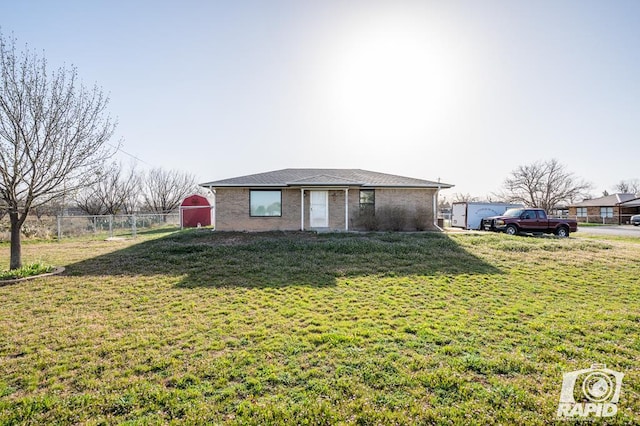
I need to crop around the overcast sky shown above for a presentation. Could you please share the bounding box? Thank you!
[2,0,638,198]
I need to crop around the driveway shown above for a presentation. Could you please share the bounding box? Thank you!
[576,225,640,238]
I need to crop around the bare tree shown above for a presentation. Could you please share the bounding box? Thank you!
[0,33,116,269]
[496,159,591,211]
[452,193,479,203]
[141,168,197,215]
[613,179,640,194]
[75,162,141,215]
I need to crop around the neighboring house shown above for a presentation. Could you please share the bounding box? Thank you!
[618,197,640,223]
[201,169,453,232]
[568,193,640,224]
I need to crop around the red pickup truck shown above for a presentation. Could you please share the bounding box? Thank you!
[481,208,577,237]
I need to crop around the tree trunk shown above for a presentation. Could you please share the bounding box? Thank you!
[9,213,22,270]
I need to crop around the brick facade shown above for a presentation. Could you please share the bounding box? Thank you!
[214,187,438,231]
[568,205,638,224]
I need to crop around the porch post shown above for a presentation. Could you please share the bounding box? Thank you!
[300,188,304,231]
[344,188,349,231]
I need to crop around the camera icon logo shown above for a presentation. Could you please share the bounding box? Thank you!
[557,364,624,419]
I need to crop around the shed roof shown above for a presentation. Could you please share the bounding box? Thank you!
[180,194,213,207]
[201,169,453,188]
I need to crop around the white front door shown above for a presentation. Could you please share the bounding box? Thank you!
[310,191,329,228]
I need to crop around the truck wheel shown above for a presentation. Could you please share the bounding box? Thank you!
[505,225,518,236]
[555,226,569,237]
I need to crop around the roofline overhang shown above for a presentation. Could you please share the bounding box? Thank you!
[201,183,454,189]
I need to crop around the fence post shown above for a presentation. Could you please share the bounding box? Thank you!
[93,216,97,233]
[109,215,113,238]
[132,213,137,238]
[57,215,62,241]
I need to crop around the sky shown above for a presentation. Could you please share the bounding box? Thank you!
[1,0,639,199]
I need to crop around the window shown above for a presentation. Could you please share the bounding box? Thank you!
[250,190,281,217]
[600,207,613,218]
[359,189,375,212]
[522,210,535,220]
[576,207,587,217]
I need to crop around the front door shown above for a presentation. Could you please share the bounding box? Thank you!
[310,191,329,228]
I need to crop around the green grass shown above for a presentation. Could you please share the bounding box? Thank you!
[0,262,54,280]
[1,230,639,424]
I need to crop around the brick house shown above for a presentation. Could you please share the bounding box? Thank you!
[568,193,640,224]
[201,169,453,231]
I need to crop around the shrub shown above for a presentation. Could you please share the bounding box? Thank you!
[355,208,378,231]
[354,206,433,231]
[413,206,431,231]
[376,206,408,231]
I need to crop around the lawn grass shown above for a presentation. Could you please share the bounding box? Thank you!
[1,230,639,424]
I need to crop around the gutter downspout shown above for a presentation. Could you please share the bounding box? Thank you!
[433,184,443,232]
[209,186,216,230]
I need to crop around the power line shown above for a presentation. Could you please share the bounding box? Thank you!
[107,142,153,167]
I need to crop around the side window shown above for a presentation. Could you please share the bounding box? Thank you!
[537,210,547,219]
[359,189,375,212]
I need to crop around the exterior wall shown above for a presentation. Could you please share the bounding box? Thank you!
[347,187,437,231]
[301,189,348,231]
[214,188,301,231]
[214,186,437,232]
[569,205,623,224]
[371,188,436,231]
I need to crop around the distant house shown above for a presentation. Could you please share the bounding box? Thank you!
[201,169,453,231]
[568,193,640,224]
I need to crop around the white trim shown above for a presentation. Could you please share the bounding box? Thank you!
[300,188,304,231]
[309,190,329,228]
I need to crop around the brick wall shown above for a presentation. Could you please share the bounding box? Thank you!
[215,188,301,231]
[568,205,621,224]
[214,187,438,231]
[372,188,437,231]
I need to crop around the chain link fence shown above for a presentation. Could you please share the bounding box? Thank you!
[56,213,180,239]
[0,213,180,241]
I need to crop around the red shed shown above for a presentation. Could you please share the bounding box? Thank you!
[180,194,213,228]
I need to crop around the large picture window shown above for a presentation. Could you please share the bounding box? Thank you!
[576,207,587,217]
[250,190,282,217]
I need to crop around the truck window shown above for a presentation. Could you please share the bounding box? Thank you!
[522,211,534,220]
[537,210,547,219]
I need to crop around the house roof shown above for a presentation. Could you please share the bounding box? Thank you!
[201,168,453,189]
[570,193,637,207]
[618,197,640,207]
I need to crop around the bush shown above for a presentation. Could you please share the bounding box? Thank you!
[355,208,378,231]
[354,206,434,232]
[414,206,431,231]
[376,206,408,231]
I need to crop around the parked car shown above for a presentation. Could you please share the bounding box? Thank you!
[481,208,578,237]
[631,215,640,226]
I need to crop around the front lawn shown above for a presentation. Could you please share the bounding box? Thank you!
[0,231,639,424]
